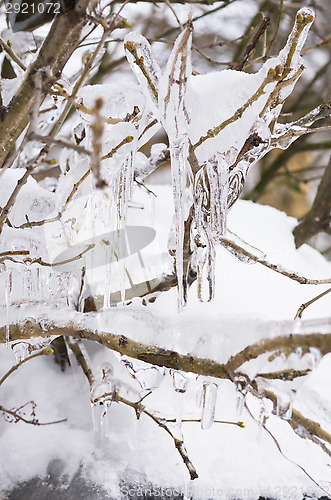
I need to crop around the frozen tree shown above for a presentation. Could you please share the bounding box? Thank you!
[0,0,331,496]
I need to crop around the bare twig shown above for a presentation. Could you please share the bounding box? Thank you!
[165,418,244,428]
[102,135,134,160]
[0,348,54,387]
[234,15,271,71]
[71,339,198,479]
[114,393,198,480]
[90,98,106,188]
[0,244,94,267]
[0,404,66,426]
[294,288,331,319]
[244,394,331,498]
[265,0,284,58]
[220,237,331,285]
[29,133,91,156]
[0,36,26,71]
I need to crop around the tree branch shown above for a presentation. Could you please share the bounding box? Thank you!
[0,3,90,169]
[2,316,331,380]
[293,155,331,248]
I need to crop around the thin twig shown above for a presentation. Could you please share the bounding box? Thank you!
[165,418,245,428]
[29,133,91,156]
[244,395,331,498]
[234,15,271,71]
[50,9,129,138]
[265,0,284,58]
[0,36,26,71]
[220,237,331,285]
[101,135,134,160]
[294,287,331,319]
[0,348,53,387]
[0,404,66,426]
[71,339,198,479]
[115,393,198,480]
[0,244,94,267]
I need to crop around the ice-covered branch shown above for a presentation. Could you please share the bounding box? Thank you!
[226,332,331,373]
[0,152,48,235]
[220,237,331,284]
[3,315,331,379]
[71,339,198,480]
[256,388,331,450]
[193,66,282,151]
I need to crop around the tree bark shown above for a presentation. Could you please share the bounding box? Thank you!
[293,155,331,248]
[0,0,90,168]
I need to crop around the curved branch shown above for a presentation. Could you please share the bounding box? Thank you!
[2,316,331,380]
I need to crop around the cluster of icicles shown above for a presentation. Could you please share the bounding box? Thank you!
[90,348,322,442]
[123,7,314,309]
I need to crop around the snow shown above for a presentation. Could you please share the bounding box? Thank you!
[1,185,331,499]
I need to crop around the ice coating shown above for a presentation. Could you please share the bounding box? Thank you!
[201,382,218,430]
[124,32,162,116]
[121,9,315,308]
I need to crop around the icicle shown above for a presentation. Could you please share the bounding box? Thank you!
[169,136,189,310]
[173,371,189,429]
[173,370,189,393]
[308,347,321,371]
[197,232,215,302]
[196,383,203,409]
[257,399,267,441]
[235,376,248,417]
[90,362,114,441]
[103,258,112,309]
[276,390,292,420]
[121,358,164,390]
[11,341,30,363]
[118,151,135,226]
[159,25,192,310]
[135,366,164,391]
[5,269,13,346]
[201,382,218,430]
[207,155,229,240]
[191,170,215,302]
[295,347,303,358]
[23,265,33,302]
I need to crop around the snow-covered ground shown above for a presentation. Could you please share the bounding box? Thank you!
[1,184,331,499]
